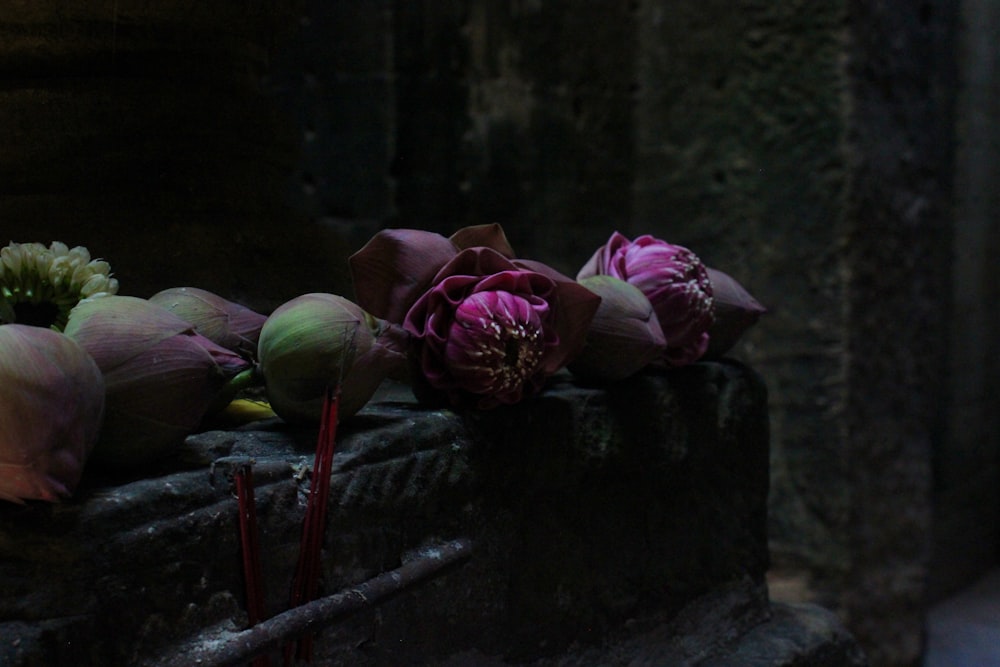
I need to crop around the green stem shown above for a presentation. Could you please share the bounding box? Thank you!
[227,366,264,394]
[208,365,264,414]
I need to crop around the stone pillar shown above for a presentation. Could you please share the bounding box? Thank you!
[839,3,956,661]
[930,0,1000,601]
[630,1,853,582]
[631,2,957,665]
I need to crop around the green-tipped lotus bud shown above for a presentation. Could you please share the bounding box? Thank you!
[258,293,409,425]
[0,324,105,503]
[64,296,253,470]
[148,286,267,357]
[569,275,668,382]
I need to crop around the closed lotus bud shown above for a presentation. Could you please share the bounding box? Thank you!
[148,286,267,357]
[258,293,408,425]
[703,268,767,358]
[569,276,667,382]
[0,324,104,503]
[64,296,253,470]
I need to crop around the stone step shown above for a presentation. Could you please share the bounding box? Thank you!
[0,362,865,665]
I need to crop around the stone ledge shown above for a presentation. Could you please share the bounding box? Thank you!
[0,361,859,665]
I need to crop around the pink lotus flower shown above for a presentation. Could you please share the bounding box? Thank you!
[350,224,600,408]
[578,232,714,366]
[0,324,105,503]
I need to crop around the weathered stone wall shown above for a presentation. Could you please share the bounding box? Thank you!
[840,3,957,662]
[628,1,852,581]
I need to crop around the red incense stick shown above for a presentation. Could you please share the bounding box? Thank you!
[235,462,270,667]
[284,384,340,664]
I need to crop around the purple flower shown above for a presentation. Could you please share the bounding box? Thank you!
[350,225,600,408]
[579,232,714,366]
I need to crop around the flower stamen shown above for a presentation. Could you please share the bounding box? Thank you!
[445,291,546,401]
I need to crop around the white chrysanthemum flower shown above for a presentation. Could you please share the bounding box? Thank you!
[0,241,119,331]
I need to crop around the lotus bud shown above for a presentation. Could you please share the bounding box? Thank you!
[63,296,253,470]
[257,293,409,425]
[0,324,105,503]
[703,268,767,358]
[569,276,667,382]
[148,286,267,357]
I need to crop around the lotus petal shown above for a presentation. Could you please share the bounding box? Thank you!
[349,229,459,324]
[570,276,667,381]
[0,325,104,503]
[149,286,267,357]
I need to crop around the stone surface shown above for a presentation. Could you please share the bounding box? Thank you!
[0,361,857,666]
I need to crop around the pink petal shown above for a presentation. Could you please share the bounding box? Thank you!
[449,223,516,257]
[542,278,602,373]
[149,286,267,355]
[703,267,767,358]
[0,325,104,503]
[576,231,631,280]
[349,229,459,324]
[428,246,520,284]
[63,296,195,370]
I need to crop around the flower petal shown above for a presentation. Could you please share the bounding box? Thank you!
[449,223,516,257]
[570,276,666,381]
[64,296,252,470]
[258,293,389,424]
[149,286,267,356]
[403,248,600,408]
[516,259,602,372]
[349,228,459,324]
[429,246,519,284]
[0,325,104,503]
[541,278,602,373]
[576,231,631,280]
[579,232,713,367]
[703,267,767,358]
[64,296,194,370]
